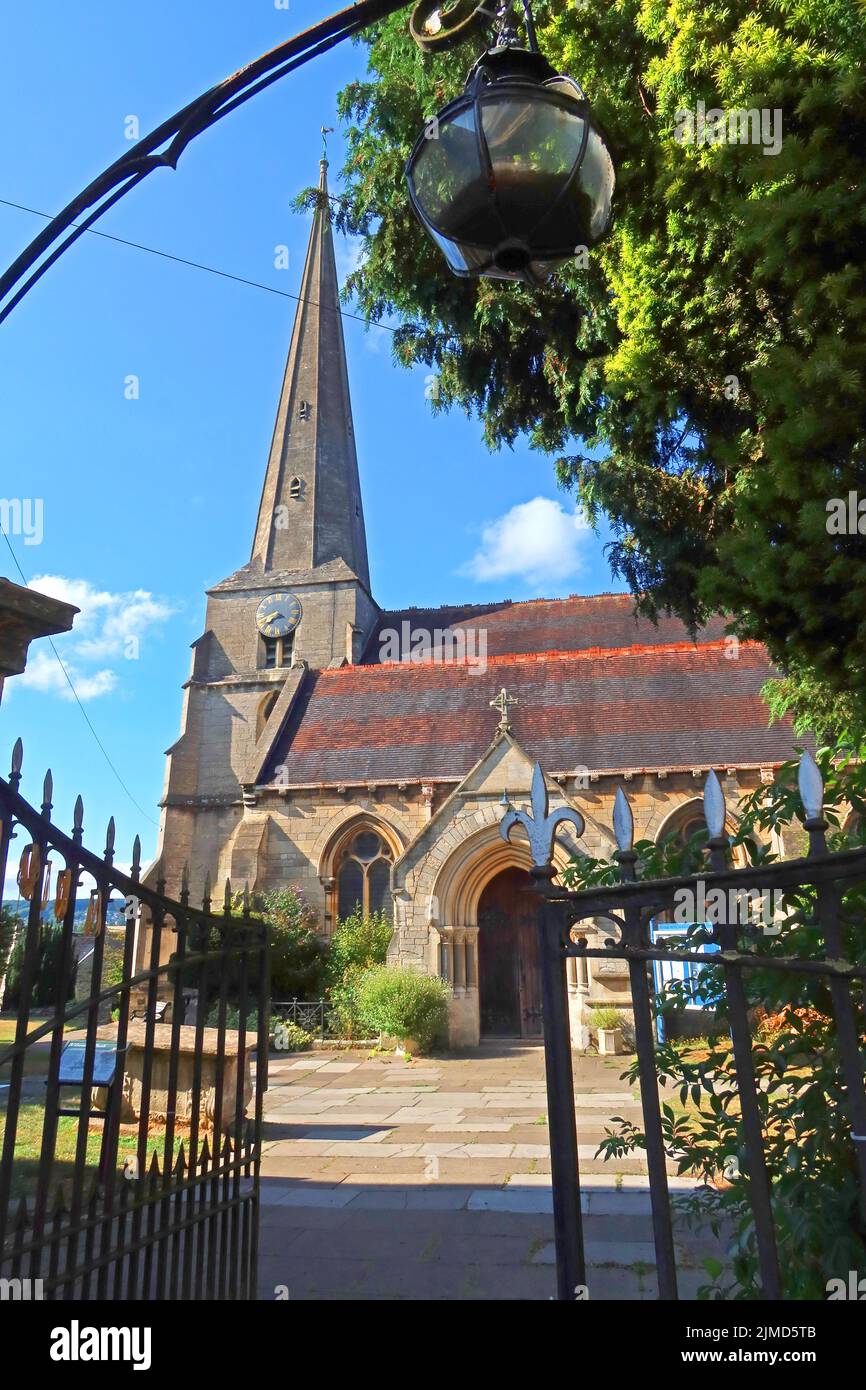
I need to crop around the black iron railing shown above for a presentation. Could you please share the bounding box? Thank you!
[0,739,269,1299]
[272,999,327,1041]
[502,753,866,1301]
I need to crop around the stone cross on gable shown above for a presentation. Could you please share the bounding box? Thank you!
[490,686,518,732]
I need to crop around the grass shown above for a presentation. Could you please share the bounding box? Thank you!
[0,1016,54,1080]
[0,1102,184,1201]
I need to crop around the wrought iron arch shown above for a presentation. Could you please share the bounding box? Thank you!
[0,0,411,324]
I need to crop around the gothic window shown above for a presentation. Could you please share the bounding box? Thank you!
[336,829,394,922]
[262,633,293,669]
[289,476,303,500]
[257,691,279,737]
[298,400,311,421]
[674,810,707,848]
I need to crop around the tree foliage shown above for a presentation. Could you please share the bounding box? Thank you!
[332,0,866,731]
[324,908,393,1038]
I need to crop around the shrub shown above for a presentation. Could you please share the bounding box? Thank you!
[2,919,77,1010]
[205,1003,260,1034]
[590,1008,621,1032]
[356,967,450,1054]
[272,1019,314,1053]
[194,885,324,1013]
[0,907,19,1006]
[324,909,392,1039]
[260,888,325,1000]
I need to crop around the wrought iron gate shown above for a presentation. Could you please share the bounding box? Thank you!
[0,739,269,1299]
[502,754,866,1301]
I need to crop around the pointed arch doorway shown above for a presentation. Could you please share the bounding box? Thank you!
[478,866,542,1037]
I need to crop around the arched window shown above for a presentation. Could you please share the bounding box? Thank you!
[257,691,279,737]
[336,829,394,922]
[289,476,303,500]
[673,808,707,848]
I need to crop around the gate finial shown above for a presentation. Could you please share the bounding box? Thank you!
[500,761,585,869]
[798,749,824,821]
[703,769,726,839]
[10,737,23,788]
[613,786,634,852]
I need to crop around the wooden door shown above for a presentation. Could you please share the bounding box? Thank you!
[478,868,542,1037]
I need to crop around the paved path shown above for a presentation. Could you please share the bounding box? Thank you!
[257,1042,721,1300]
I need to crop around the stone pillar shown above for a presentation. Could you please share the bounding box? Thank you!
[453,927,466,989]
[438,925,480,1047]
[464,926,478,989]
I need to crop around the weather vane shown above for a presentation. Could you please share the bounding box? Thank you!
[321,125,334,161]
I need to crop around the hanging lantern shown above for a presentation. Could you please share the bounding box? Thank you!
[406,43,615,284]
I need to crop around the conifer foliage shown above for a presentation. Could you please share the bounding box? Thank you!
[334,0,866,730]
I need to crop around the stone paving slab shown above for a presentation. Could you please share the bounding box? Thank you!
[257,1042,720,1299]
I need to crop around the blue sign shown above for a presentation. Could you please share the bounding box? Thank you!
[57,1039,118,1088]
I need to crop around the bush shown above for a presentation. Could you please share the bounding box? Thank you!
[324,909,392,1039]
[205,1003,260,1034]
[0,907,19,1005]
[590,1008,621,1031]
[272,1019,314,1053]
[2,919,77,1011]
[260,888,325,999]
[356,967,450,1054]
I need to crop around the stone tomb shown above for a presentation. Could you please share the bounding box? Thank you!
[101,1022,257,1135]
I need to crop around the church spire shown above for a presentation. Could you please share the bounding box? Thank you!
[250,159,370,588]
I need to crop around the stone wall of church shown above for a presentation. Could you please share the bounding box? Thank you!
[149,758,801,1048]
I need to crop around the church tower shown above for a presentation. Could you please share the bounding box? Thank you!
[152,161,378,898]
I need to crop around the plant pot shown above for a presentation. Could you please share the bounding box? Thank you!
[597,1027,622,1056]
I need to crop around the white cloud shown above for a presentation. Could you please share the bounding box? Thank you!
[16,649,117,702]
[12,576,173,702]
[461,496,591,590]
[334,235,363,286]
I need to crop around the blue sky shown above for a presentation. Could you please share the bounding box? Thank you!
[0,2,621,872]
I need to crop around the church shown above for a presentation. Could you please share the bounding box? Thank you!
[148,161,799,1048]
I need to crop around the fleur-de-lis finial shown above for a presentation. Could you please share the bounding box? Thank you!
[500,762,585,869]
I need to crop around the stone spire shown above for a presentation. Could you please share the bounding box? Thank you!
[250,160,370,588]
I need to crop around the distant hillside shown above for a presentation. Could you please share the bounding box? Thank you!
[3,898,129,930]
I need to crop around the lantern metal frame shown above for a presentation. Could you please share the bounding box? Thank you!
[405,44,615,284]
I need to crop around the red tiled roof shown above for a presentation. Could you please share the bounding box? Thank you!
[360,593,729,663]
[266,601,797,785]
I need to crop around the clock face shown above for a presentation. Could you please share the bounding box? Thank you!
[255,592,302,638]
